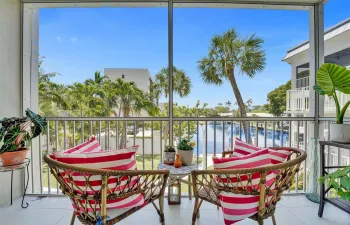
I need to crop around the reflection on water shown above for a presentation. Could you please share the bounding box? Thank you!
[193,123,289,155]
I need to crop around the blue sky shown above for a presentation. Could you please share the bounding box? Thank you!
[39,0,350,108]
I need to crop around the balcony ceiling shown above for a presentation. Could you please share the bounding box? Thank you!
[23,0,326,6]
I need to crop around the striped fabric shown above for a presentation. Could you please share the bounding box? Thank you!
[53,145,144,211]
[213,149,274,225]
[62,136,102,154]
[232,138,291,164]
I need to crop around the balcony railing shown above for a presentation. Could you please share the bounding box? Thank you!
[286,87,350,113]
[286,87,310,112]
[25,117,317,196]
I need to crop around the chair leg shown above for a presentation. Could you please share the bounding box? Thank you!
[159,197,165,225]
[192,198,199,225]
[272,214,277,225]
[70,211,76,225]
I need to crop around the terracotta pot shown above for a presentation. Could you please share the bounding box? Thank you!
[177,149,193,165]
[0,148,29,166]
[174,153,182,168]
[164,151,176,165]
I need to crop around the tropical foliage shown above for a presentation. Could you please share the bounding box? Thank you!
[0,109,47,154]
[314,63,350,124]
[319,166,350,201]
[198,28,266,143]
[267,80,291,117]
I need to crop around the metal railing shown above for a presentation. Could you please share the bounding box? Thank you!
[286,87,310,112]
[286,87,350,113]
[27,117,314,195]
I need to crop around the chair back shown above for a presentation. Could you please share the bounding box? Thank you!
[44,155,169,224]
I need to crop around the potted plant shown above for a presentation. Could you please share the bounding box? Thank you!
[0,109,46,166]
[164,145,176,165]
[319,166,350,201]
[314,63,350,142]
[177,137,195,165]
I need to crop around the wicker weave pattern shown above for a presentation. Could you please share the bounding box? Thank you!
[191,147,307,225]
[44,155,169,225]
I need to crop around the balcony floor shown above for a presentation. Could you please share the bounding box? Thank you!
[0,195,349,225]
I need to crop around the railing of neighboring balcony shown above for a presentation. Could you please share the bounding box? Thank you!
[28,117,316,196]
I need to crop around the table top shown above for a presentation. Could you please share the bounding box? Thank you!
[0,158,30,172]
[319,141,350,149]
[157,162,198,175]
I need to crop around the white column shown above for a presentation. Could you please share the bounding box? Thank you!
[0,0,23,206]
[308,2,325,194]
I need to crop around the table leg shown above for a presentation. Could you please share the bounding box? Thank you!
[10,170,13,206]
[21,165,29,208]
[318,144,325,217]
[188,175,192,200]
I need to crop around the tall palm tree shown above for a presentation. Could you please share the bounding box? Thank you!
[113,78,159,148]
[152,66,192,104]
[198,28,266,143]
[152,66,192,145]
[84,71,109,85]
[225,100,232,108]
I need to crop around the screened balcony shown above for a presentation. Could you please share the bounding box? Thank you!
[0,0,349,225]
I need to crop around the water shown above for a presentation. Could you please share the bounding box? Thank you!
[193,123,289,155]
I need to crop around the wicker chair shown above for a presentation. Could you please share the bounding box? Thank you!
[44,155,169,225]
[191,147,307,225]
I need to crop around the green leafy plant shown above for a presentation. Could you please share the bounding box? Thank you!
[0,109,47,154]
[177,137,195,151]
[313,63,350,124]
[319,167,350,201]
[164,145,176,152]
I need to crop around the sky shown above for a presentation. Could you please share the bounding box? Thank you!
[39,0,350,108]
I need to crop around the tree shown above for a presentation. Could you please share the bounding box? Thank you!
[225,101,232,108]
[267,80,291,117]
[198,28,266,143]
[152,66,192,104]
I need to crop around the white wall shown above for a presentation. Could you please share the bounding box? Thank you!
[104,68,152,93]
[0,0,24,206]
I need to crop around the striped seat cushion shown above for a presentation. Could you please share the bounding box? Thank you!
[232,138,291,164]
[53,145,144,212]
[213,149,274,225]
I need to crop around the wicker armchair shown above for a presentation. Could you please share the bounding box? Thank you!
[191,147,307,225]
[44,155,169,225]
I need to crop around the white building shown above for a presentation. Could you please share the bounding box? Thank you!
[104,68,153,94]
[284,18,350,117]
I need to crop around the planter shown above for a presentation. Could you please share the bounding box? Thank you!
[164,152,176,165]
[330,123,350,143]
[177,149,193,165]
[0,148,29,166]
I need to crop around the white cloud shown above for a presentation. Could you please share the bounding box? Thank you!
[56,36,63,43]
[70,37,78,44]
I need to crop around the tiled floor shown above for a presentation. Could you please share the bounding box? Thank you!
[0,195,349,225]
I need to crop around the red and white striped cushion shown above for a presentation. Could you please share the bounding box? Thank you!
[232,138,291,164]
[62,136,101,154]
[213,149,274,225]
[53,145,144,211]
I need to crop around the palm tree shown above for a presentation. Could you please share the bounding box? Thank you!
[198,28,266,143]
[152,66,192,104]
[84,71,109,85]
[153,66,192,145]
[225,101,232,108]
[113,78,159,147]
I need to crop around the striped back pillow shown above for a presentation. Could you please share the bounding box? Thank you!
[232,138,291,164]
[53,145,144,211]
[63,136,101,154]
[213,149,274,225]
